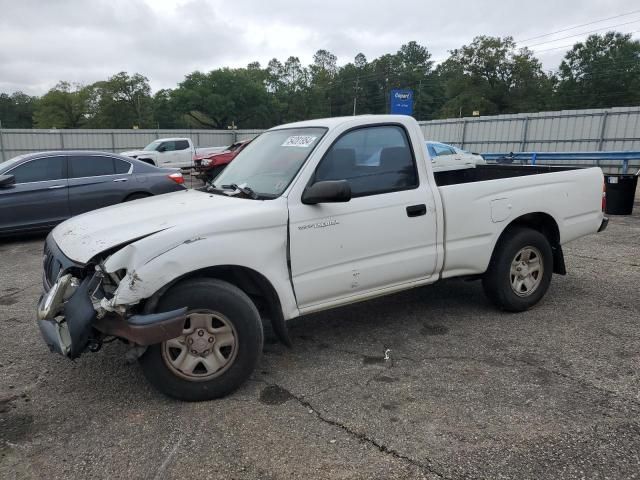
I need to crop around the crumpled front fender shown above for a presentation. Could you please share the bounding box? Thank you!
[99,216,299,321]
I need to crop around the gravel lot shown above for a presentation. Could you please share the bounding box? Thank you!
[1,189,639,480]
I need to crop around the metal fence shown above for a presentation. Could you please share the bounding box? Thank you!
[0,128,264,162]
[418,106,640,153]
[2,106,639,172]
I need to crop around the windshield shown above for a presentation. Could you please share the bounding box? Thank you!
[143,140,162,151]
[212,127,326,198]
[0,154,29,172]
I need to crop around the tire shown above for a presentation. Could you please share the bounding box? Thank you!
[482,227,553,312]
[139,278,263,401]
[124,192,151,202]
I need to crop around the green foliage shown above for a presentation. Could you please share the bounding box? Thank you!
[33,82,92,128]
[1,32,638,129]
[0,92,37,128]
[86,72,154,128]
[434,36,553,117]
[556,32,640,109]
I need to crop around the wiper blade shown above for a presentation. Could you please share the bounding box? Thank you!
[205,183,228,195]
[221,183,259,200]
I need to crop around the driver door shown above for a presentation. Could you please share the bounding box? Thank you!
[157,141,178,167]
[288,125,438,310]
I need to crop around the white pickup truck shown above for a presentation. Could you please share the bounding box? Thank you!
[36,115,607,401]
[121,138,226,169]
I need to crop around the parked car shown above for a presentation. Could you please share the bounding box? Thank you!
[36,115,607,401]
[121,138,227,169]
[194,140,252,182]
[0,151,186,236]
[426,141,486,171]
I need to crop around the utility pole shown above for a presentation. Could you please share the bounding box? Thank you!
[385,70,389,114]
[0,119,5,162]
[352,77,359,116]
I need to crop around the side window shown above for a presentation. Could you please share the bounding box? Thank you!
[432,144,455,156]
[160,141,176,152]
[9,157,65,183]
[114,158,131,174]
[427,144,436,158]
[69,156,116,178]
[314,125,418,197]
[174,140,189,150]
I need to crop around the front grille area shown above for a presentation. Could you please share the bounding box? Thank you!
[43,243,62,291]
[42,235,81,291]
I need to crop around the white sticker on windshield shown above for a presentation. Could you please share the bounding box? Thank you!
[281,135,318,148]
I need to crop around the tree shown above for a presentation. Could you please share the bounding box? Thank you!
[10,32,640,130]
[556,32,640,109]
[172,68,272,129]
[435,36,552,117]
[153,89,185,128]
[87,72,154,128]
[0,92,37,128]
[33,82,90,128]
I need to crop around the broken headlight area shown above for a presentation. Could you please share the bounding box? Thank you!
[37,271,105,358]
[37,247,188,359]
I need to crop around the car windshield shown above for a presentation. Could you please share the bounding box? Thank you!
[211,127,326,199]
[143,140,162,151]
[0,154,29,173]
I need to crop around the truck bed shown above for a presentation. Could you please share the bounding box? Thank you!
[434,165,604,279]
[434,164,580,187]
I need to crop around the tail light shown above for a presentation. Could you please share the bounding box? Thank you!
[601,181,606,212]
[168,172,184,185]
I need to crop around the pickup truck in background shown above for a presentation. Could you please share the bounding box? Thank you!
[36,115,607,401]
[121,138,227,169]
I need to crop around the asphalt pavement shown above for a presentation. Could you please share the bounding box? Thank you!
[0,195,639,479]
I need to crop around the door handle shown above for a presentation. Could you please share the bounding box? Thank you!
[48,185,66,189]
[406,204,427,217]
[113,178,128,183]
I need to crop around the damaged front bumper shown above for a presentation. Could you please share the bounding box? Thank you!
[37,237,187,359]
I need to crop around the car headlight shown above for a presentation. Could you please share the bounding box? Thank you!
[202,159,211,166]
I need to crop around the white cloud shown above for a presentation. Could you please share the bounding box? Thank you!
[0,0,638,95]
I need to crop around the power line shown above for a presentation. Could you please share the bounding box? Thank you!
[532,29,640,54]
[515,9,640,43]
[521,19,640,48]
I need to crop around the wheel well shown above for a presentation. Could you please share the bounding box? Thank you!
[124,191,152,201]
[145,265,291,346]
[500,212,566,275]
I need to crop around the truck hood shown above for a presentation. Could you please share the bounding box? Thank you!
[121,150,156,157]
[51,190,285,264]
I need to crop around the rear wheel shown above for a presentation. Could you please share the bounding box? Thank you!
[139,278,263,401]
[482,227,553,312]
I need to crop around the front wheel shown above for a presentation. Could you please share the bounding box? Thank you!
[482,227,553,312]
[139,278,263,401]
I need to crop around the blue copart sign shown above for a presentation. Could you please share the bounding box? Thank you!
[390,89,413,115]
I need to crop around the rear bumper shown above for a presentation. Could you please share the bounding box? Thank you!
[598,217,609,233]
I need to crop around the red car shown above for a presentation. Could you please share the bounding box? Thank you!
[194,140,251,182]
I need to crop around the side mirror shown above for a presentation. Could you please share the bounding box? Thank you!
[0,174,16,188]
[302,180,351,205]
[158,145,167,152]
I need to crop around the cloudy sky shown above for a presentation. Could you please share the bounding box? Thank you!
[1,0,639,95]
